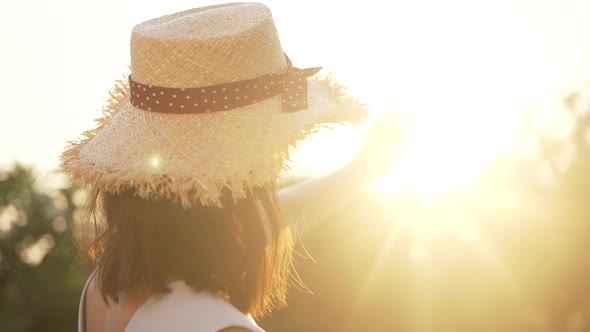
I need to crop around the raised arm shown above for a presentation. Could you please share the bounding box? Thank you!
[277,111,414,230]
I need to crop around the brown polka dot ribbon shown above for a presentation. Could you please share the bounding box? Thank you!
[129,56,322,114]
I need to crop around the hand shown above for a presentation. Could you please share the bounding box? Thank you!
[347,110,415,184]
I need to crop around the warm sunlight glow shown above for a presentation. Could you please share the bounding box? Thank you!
[356,0,590,195]
[3,1,590,330]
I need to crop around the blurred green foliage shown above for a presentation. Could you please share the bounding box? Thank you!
[0,165,89,331]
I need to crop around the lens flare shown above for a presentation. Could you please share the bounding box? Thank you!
[147,154,163,172]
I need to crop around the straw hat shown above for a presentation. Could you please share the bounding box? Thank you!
[61,2,366,207]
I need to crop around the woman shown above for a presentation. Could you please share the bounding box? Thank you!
[62,3,412,332]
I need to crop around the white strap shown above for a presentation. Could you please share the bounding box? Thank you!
[78,271,96,332]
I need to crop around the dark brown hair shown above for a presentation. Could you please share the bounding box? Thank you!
[78,184,294,318]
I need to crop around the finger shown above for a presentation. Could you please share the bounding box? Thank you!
[384,118,415,146]
[384,107,404,122]
[395,113,413,127]
[374,108,402,131]
[370,114,411,148]
[385,128,414,157]
[365,110,398,142]
[388,114,413,134]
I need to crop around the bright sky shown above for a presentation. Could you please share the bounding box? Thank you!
[1,0,590,191]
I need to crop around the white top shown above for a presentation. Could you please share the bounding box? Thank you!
[78,274,265,332]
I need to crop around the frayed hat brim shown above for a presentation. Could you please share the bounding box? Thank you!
[61,73,367,207]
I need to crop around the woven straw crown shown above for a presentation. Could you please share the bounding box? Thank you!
[132,3,287,89]
[61,2,366,207]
